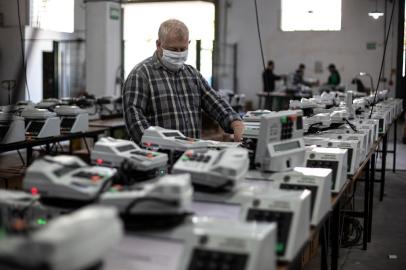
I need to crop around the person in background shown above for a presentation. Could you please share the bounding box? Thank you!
[326,64,341,86]
[293,63,310,86]
[262,60,284,92]
[122,19,244,143]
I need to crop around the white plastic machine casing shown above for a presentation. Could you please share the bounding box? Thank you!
[54,105,89,133]
[0,190,46,226]
[100,174,193,215]
[304,136,360,175]
[182,218,277,270]
[315,131,368,162]
[21,108,61,138]
[141,126,211,151]
[0,206,123,270]
[242,110,272,122]
[350,123,374,148]
[243,121,261,138]
[23,155,116,202]
[304,147,348,193]
[91,137,168,171]
[289,98,321,110]
[238,188,311,262]
[105,217,277,270]
[0,113,25,144]
[35,98,60,109]
[245,167,331,226]
[255,110,305,172]
[372,111,390,134]
[303,113,331,132]
[353,118,379,143]
[192,186,311,262]
[172,148,249,190]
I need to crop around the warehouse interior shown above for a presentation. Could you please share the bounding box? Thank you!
[0,0,405,269]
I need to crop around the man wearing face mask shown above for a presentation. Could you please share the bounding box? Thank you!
[123,19,244,143]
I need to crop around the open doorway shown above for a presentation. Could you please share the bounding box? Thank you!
[123,1,215,84]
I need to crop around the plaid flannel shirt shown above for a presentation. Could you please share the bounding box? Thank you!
[123,52,241,143]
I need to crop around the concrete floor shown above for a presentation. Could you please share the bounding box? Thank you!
[305,171,406,269]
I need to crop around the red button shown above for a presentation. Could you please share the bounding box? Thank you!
[31,187,39,195]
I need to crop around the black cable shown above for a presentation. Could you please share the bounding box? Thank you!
[254,0,267,84]
[369,0,396,118]
[344,118,358,132]
[16,0,31,101]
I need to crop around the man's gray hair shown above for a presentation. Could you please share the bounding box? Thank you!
[158,19,189,44]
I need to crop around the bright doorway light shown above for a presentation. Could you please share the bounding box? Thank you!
[123,1,215,83]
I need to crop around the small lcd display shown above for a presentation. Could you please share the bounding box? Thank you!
[116,144,136,152]
[61,118,75,129]
[163,132,182,137]
[273,141,300,152]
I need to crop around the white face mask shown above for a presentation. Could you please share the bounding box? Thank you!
[161,49,188,71]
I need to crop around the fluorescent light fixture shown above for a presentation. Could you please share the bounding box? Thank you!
[368,11,384,19]
[368,0,384,20]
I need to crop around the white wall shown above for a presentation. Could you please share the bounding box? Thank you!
[0,27,26,104]
[85,0,122,98]
[0,0,29,104]
[221,0,398,105]
[0,0,28,27]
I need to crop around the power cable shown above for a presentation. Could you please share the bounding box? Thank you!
[17,0,31,101]
[369,0,396,118]
[254,0,271,93]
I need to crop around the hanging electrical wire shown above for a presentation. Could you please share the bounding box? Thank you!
[369,0,397,118]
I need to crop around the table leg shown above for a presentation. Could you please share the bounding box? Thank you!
[320,223,329,270]
[380,133,388,201]
[69,139,73,154]
[331,201,340,270]
[368,153,375,242]
[26,146,33,165]
[363,159,370,250]
[393,118,397,173]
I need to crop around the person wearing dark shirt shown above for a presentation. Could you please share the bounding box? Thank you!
[327,64,341,86]
[262,60,283,92]
[293,63,309,86]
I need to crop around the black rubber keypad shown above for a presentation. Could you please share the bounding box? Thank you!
[187,248,248,270]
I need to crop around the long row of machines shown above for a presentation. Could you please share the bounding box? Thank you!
[0,95,125,143]
[0,90,402,270]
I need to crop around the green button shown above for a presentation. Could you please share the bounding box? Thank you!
[0,227,6,240]
[280,116,288,124]
[37,218,47,225]
[276,243,285,253]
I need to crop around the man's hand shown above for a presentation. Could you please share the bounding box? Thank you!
[231,120,245,142]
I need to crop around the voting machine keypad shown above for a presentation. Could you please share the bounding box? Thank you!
[246,209,292,256]
[187,248,248,270]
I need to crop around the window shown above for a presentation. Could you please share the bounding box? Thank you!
[281,0,341,31]
[30,0,74,33]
